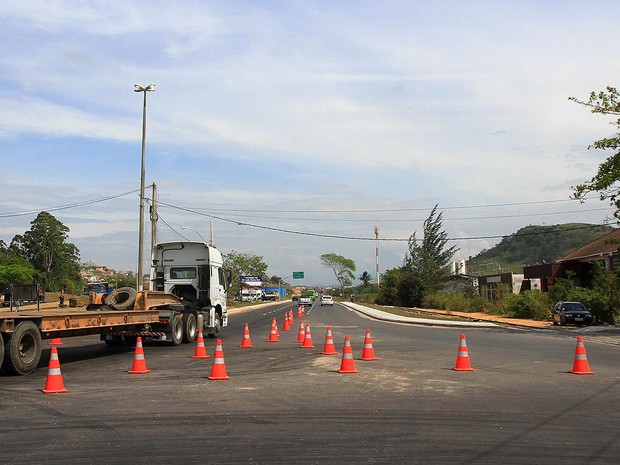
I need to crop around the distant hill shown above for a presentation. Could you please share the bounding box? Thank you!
[466,223,615,275]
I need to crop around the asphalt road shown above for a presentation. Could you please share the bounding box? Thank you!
[2,301,620,464]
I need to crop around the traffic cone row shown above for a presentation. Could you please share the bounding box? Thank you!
[39,304,599,394]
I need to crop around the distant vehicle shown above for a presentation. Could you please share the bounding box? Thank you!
[552,301,593,326]
[292,295,299,302]
[320,295,334,306]
[84,282,114,295]
[306,290,318,301]
[299,296,312,306]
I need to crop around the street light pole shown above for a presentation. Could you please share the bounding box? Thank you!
[181,226,208,243]
[134,83,156,290]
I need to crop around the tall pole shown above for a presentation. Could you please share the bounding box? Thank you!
[150,181,158,258]
[134,84,155,290]
[375,225,380,287]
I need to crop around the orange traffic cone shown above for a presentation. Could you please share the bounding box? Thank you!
[191,328,209,359]
[297,305,304,318]
[453,334,474,371]
[40,346,68,393]
[359,329,378,361]
[321,326,338,355]
[301,323,315,348]
[274,317,281,338]
[128,336,151,374]
[295,321,306,343]
[267,318,280,342]
[289,309,294,324]
[569,336,595,375]
[208,339,230,380]
[282,313,291,331]
[240,322,253,348]
[338,336,358,374]
[49,338,63,346]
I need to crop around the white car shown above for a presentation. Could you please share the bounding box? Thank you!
[299,296,312,306]
[320,295,334,306]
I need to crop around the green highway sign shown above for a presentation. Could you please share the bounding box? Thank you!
[293,271,304,279]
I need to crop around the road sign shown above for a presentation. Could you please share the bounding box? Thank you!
[293,272,304,279]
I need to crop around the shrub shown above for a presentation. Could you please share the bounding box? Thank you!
[502,291,551,320]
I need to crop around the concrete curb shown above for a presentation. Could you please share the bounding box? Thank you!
[342,302,499,328]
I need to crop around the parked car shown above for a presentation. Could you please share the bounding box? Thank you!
[320,295,334,306]
[299,296,312,306]
[552,301,593,326]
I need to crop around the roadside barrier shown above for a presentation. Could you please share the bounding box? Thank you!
[240,322,253,348]
[295,321,305,343]
[267,318,280,342]
[359,329,378,361]
[301,323,315,348]
[40,346,68,394]
[191,328,209,359]
[321,326,338,355]
[128,337,151,374]
[208,339,230,380]
[569,336,595,375]
[338,336,358,374]
[453,334,474,371]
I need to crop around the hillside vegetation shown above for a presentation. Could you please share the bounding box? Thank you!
[467,223,615,274]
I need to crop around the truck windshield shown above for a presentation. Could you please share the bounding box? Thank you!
[170,267,197,279]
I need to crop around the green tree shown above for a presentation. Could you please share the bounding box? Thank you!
[320,253,356,290]
[223,250,268,297]
[0,241,39,283]
[569,86,620,217]
[406,205,458,292]
[9,212,80,291]
[359,271,373,287]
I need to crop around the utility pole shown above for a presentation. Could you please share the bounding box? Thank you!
[374,225,380,287]
[150,181,158,258]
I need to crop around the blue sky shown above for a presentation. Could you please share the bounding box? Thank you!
[1,1,618,286]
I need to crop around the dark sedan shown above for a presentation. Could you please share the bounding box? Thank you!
[552,301,593,326]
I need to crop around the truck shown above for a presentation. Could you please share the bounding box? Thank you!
[149,240,230,343]
[0,241,230,376]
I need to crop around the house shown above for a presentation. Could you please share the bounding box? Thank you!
[523,228,620,291]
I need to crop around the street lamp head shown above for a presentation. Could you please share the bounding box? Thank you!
[134,83,156,92]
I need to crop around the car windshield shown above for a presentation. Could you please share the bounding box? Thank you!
[563,303,586,312]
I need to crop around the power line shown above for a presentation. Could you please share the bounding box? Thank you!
[156,199,614,242]
[0,188,144,218]
[183,197,589,214]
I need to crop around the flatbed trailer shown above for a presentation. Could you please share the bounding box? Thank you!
[0,290,182,376]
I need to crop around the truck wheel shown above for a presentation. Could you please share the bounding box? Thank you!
[105,287,137,310]
[182,313,197,343]
[169,315,183,346]
[208,312,221,339]
[2,321,42,375]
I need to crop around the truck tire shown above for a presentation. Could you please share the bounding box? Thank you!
[2,321,42,375]
[169,314,183,346]
[182,313,197,343]
[207,312,221,339]
[105,287,137,310]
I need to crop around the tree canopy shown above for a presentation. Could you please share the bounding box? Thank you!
[223,250,269,296]
[569,86,620,217]
[6,212,81,291]
[320,253,356,289]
